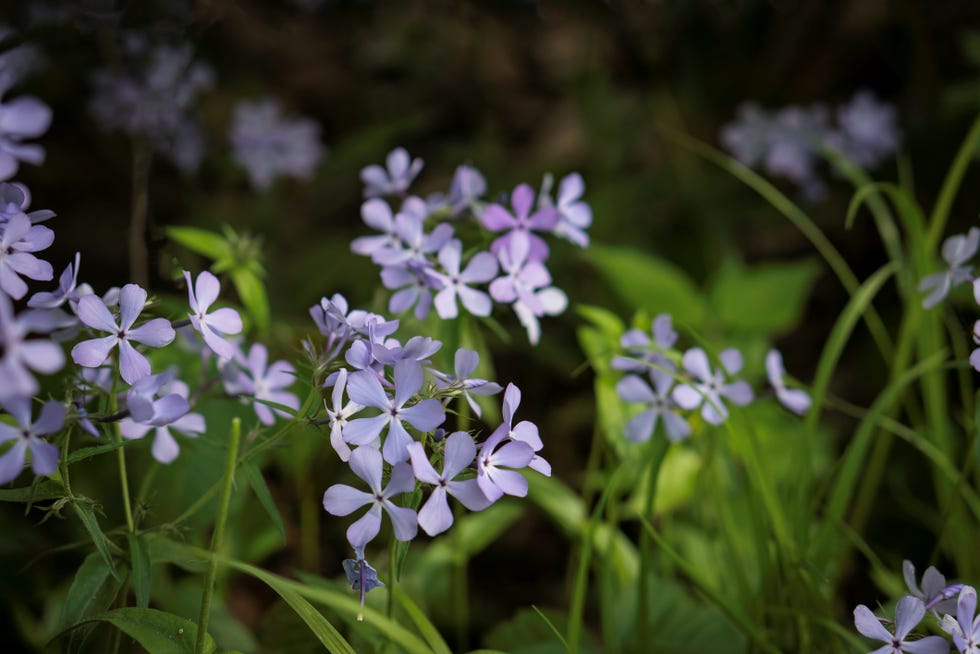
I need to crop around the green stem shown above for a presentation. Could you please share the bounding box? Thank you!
[453,509,469,651]
[637,438,669,647]
[195,418,242,654]
[387,541,397,620]
[110,371,134,533]
[926,112,980,252]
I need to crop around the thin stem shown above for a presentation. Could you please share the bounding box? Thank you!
[129,138,152,289]
[387,540,397,619]
[110,372,134,534]
[195,418,242,654]
[453,504,469,651]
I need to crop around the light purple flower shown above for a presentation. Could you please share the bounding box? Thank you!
[835,91,901,169]
[0,92,51,181]
[616,365,691,443]
[229,97,324,190]
[342,547,384,609]
[904,560,962,615]
[322,446,418,547]
[765,105,831,187]
[371,335,442,367]
[325,368,364,462]
[431,348,502,418]
[226,343,299,425]
[351,199,399,259]
[183,270,243,360]
[0,293,65,400]
[119,372,203,463]
[721,103,771,169]
[476,426,535,502]
[343,359,445,464]
[540,172,592,248]
[381,263,438,320]
[611,313,678,372]
[0,397,63,484]
[951,586,980,653]
[918,228,979,309]
[373,208,453,268]
[408,431,491,536]
[488,232,567,344]
[71,283,175,385]
[481,183,558,262]
[671,348,754,425]
[0,212,54,299]
[0,182,55,227]
[765,349,812,416]
[28,252,83,310]
[431,239,498,319]
[360,147,423,198]
[853,596,948,654]
[428,164,486,215]
[512,288,567,346]
[491,383,549,475]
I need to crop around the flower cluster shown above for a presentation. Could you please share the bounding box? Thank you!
[611,313,811,442]
[853,560,976,654]
[351,147,592,344]
[721,90,900,199]
[0,38,50,181]
[313,293,550,593]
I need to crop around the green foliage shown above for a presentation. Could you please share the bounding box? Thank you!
[61,607,216,654]
[708,257,820,334]
[58,552,127,653]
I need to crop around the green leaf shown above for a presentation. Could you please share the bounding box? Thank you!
[167,226,233,262]
[709,257,820,333]
[485,607,592,654]
[0,479,64,502]
[392,586,451,654]
[230,268,269,331]
[64,607,215,654]
[129,534,152,609]
[584,244,706,326]
[72,502,118,579]
[59,551,126,653]
[241,462,286,544]
[67,441,127,465]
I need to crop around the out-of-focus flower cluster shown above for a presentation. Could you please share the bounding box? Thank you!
[721,90,900,199]
[351,147,592,344]
[611,313,811,443]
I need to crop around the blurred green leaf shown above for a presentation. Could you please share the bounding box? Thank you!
[231,268,270,331]
[585,244,706,326]
[60,607,215,654]
[58,551,126,653]
[485,607,595,654]
[626,445,702,517]
[167,226,233,262]
[129,534,152,609]
[241,462,286,545]
[0,479,64,502]
[708,257,820,334]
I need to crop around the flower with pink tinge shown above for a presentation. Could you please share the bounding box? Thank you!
[540,172,592,248]
[71,283,175,385]
[360,147,423,198]
[476,426,535,503]
[408,432,491,536]
[853,596,947,654]
[0,212,53,299]
[183,270,243,360]
[322,446,418,548]
[226,343,299,426]
[671,348,754,425]
[481,183,558,262]
[0,397,63,485]
[431,239,498,319]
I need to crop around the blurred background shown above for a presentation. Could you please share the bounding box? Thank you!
[4,0,980,651]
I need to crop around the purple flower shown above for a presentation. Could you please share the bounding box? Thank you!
[671,348,754,425]
[183,270,243,360]
[481,183,558,262]
[903,560,962,615]
[918,228,979,309]
[373,207,453,268]
[0,212,54,299]
[325,368,364,462]
[28,252,83,310]
[0,398,63,484]
[431,240,498,319]
[835,91,901,169]
[229,97,324,190]
[611,314,678,372]
[381,263,438,320]
[765,349,812,416]
[226,343,299,425]
[371,335,442,367]
[476,426,535,502]
[488,232,567,344]
[322,446,418,548]
[360,147,424,198]
[351,199,399,259]
[0,182,55,226]
[431,348,502,418]
[408,431,491,536]
[721,103,771,169]
[492,383,550,476]
[428,164,486,215]
[119,372,203,463]
[853,596,948,654]
[342,547,384,609]
[344,360,445,464]
[71,283,176,385]
[951,586,980,653]
[0,92,51,181]
[0,293,65,400]
[540,173,592,248]
[616,365,691,443]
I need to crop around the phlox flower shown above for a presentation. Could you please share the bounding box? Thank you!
[225,343,299,425]
[903,560,962,615]
[671,348,754,425]
[0,292,65,401]
[918,228,979,309]
[611,313,677,372]
[853,596,947,654]
[380,263,438,320]
[372,199,452,267]
[481,183,558,262]
[0,182,55,227]
[322,445,418,548]
[0,212,54,299]
[540,172,592,248]
[351,199,399,259]
[0,91,51,181]
[183,270,243,360]
[343,359,445,464]
[360,147,423,198]
[325,368,364,462]
[765,349,812,416]
[427,164,486,215]
[371,335,442,367]
[431,239,498,319]
[491,383,549,476]
[476,426,535,502]
[616,364,691,443]
[949,586,980,654]
[342,546,384,609]
[28,252,83,310]
[835,90,900,169]
[489,232,567,344]
[71,283,175,385]
[119,371,204,464]
[0,397,63,485]
[408,432,491,536]
[431,348,502,418]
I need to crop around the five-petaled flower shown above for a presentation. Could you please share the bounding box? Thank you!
[183,270,243,360]
[0,397,63,485]
[407,431,491,536]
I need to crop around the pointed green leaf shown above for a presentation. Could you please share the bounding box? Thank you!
[709,257,820,333]
[63,607,215,654]
[59,551,126,653]
[129,534,152,608]
[230,269,269,331]
[0,479,64,502]
[241,462,286,544]
[167,226,233,262]
[72,503,118,579]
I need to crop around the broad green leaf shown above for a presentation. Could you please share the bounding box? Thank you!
[72,503,118,579]
[129,534,152,609]
[59,551,126,653]
[65,607,215,654]
[241,462,286,544]
[575,304,625,340]
[626,445,702,517]
[166,226,233,262]
[585,244,706,326]
[230,269,269,331]
[708,257,820,333]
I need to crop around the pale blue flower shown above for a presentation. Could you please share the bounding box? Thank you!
[853,596,948,654]
[229,97,324,190]
[0,397,63,484]
[918,228,979,308]
[671,348,754,425]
